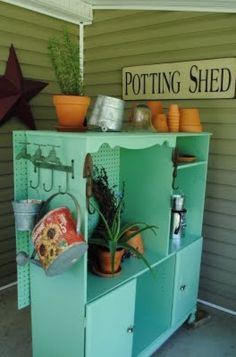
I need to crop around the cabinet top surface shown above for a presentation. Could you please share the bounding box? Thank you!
[14,131,211,138]
[14,131,211,151]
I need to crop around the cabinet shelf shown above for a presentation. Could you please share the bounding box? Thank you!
[169,234,201,254]
[177,160,207,169]
[87,249,166,303]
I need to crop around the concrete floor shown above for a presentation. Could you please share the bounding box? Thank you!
[0,287,236,357]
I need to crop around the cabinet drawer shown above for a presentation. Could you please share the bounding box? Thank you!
[86,280,136,357]
[172,238,202,325]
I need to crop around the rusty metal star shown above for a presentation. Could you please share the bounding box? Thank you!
[0,45,48,129]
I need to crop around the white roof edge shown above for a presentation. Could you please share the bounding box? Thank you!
[92,4,236,13]
[1,0,93,23]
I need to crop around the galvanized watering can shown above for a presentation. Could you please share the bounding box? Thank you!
[16,192,88,276]
[88,95,125,132]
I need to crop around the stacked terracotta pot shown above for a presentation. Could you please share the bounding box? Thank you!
[146,101,203,133]
[179,108,203,132]
[167,104,180,132]
[147,101,168,132]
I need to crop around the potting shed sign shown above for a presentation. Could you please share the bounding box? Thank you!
[122,58,236,100]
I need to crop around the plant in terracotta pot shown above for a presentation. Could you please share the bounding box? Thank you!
[48,29,90,129]
[89,167,157,276]
[89,198,157,276]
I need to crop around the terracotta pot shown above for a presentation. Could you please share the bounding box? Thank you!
[168,104,179,115]
[168,117,179,132]
[147,101,163,120]
[180,117,201,125]
[53,95,91,128]
[180,124,203,132]
[168,104,180,132]
[180,108,201,126]
[152,113,168,132]
[97,248,124,274]
[126,226,144,255]
[180,108,200,117]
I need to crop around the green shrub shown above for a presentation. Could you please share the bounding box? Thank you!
[48,29,83,95]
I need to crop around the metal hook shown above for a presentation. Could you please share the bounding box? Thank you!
[43,169,54,192]
[59,171,69,194]
[172,171,179,190]
[30,167,41,189]
[172,147,179,191]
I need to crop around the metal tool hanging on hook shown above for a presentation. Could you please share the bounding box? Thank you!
[172,147,179,191]
[83,154,95,214]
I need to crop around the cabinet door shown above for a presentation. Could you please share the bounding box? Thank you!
[86,279,136,357]
[172,238,202,325]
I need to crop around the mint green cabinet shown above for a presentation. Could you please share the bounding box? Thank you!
[86,280,136,357]
[13,131,210,357]
[172,238,203,325]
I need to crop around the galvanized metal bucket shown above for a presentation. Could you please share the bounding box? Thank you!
[12,199,43,231]
[31,192,87,276]
[88,95,125,132]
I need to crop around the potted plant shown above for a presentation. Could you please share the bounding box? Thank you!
[48,29,90,129]
[89,198,157,276]
[89,167,157,276]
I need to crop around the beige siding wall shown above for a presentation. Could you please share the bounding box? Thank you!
[84,10,236,311]
[0,2,78,286]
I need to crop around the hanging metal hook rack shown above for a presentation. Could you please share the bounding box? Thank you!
[16,143,75,191]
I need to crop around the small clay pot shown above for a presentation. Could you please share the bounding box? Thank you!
[126,226,144,255]
[180,124,203,132]
[168,104,179,114]
[152,113,168,132]
[180,108,201,126]
[168,104,180,132]
[147,101,163,120]
[53,95,91,128]
[97,248,124,274]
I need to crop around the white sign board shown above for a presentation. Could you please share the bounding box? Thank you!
[122,58,236,100]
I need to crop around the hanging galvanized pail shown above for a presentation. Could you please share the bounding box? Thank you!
[12,199,43,231]
[88,95,125,132]
[32,192,87,276]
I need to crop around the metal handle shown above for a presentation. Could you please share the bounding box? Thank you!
[37,192,81,234]
[16,251,42,268]
[180,284,186,291]
[127,326,134,334]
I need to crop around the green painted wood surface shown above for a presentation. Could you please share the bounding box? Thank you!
[86,279,136,357]
[84,10,236,311]
[133,257,175,356]
[22,131,87,356]
[120,144,173,256]
[172,238,203,325]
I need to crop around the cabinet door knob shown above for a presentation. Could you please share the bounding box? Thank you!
[180,284,186,291]
[127,326,134,334]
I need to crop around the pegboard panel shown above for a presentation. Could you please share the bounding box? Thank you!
[13,132,31,309]
[91,143,120,192]
[88,144,120,238]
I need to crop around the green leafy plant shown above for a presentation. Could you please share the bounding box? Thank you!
[89,198,158,274]
[48,29,83,95]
